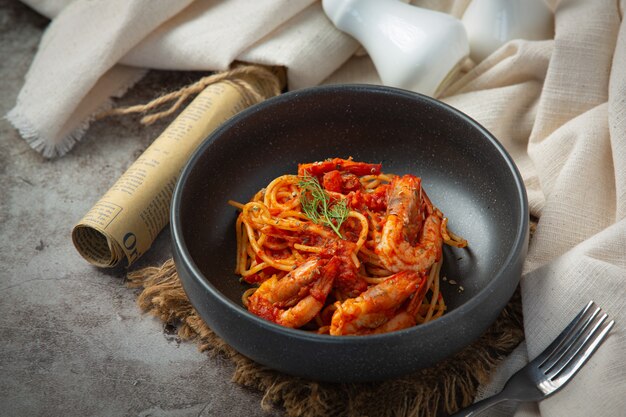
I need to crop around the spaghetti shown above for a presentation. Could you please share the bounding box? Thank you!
[228,158,467,335]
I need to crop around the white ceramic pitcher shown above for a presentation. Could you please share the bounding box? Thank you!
[322,0,469,96]
[462,0,554,63]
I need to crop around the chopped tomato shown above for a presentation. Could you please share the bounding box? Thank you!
[348,184,389,212]
[321,170,343,192]
[319,240,368,297]
[322,170,362,194]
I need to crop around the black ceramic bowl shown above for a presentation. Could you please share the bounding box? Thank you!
[171,84,528,383]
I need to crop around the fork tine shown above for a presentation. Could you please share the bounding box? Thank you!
[544,312,608,377]
[539,305,602,372]
[448,303,614,415]
[551,319,614,385]
[534,301,595,367]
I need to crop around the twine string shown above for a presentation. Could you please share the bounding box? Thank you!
[96,64,282,125]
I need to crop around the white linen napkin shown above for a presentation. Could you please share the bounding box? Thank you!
[438,0,626,415]
[7,0,360,158]
[8,0,625,415]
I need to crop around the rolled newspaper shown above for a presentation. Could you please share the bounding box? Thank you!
[72,65,285,267]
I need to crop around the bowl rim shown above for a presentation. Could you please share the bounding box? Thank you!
[170,83,528,344]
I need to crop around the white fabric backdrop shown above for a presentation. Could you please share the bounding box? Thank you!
[8,1,625,415]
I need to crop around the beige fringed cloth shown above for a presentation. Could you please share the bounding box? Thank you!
[9,0,626,416]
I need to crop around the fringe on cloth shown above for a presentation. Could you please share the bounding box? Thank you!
[127,259,525,417]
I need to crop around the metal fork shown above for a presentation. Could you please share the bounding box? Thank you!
[450,301,615,417]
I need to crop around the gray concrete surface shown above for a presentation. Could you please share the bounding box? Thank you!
[0,2,283,416]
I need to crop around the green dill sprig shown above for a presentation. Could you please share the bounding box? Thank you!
[298,173,349,238]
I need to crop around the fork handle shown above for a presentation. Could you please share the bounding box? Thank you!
[448,391,512,417]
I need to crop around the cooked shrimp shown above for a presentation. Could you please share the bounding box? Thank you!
[329,270,427,335]
[376,175,443,273]
[247,256,339,328]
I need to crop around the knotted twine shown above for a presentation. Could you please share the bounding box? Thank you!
[105,67,530,416]
[96,64,283,126]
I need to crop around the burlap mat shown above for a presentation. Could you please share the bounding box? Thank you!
[127,249,528,417]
